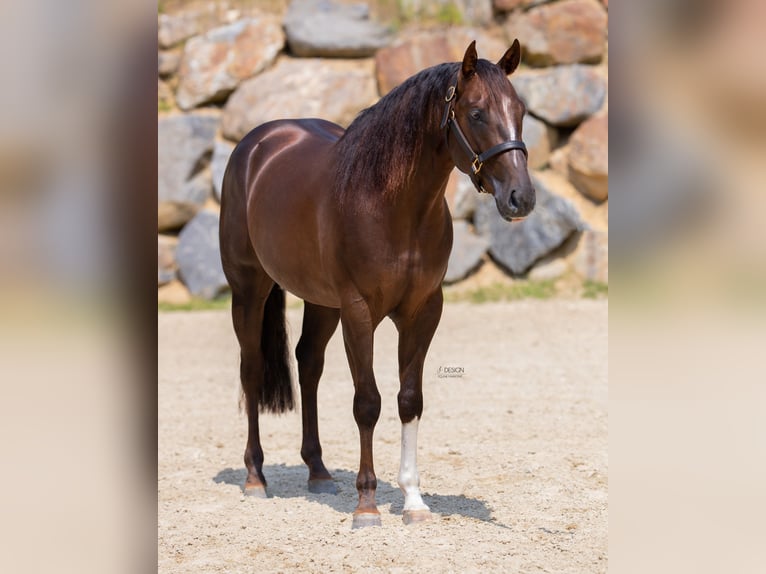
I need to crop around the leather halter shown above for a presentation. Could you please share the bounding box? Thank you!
[440,82,528,194]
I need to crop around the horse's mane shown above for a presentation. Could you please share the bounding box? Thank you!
[333,62,459,203]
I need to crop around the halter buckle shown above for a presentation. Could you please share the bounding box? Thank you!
[471,156,483,175]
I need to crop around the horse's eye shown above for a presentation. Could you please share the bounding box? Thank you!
[470,109,481,121]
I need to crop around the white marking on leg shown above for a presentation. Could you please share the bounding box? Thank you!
[398,418,429,512]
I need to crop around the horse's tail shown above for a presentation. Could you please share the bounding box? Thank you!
[258,284,295,413]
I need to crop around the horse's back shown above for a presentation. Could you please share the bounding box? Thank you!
[220,118,346,306]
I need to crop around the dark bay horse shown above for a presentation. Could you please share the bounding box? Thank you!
[219,40,535,528]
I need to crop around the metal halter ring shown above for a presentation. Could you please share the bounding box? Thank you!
[471,157,483,175]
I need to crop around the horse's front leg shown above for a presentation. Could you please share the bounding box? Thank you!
[340,299,382,528]
[392,289,443,524]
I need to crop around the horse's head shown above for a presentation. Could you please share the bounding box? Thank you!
[444,40,535,221]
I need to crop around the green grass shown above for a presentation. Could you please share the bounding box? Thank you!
[582,280,608,299]
[435,3,464,25]
[158,294,232,312]
[445,280,557,304]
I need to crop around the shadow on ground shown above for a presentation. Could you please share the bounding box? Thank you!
[214,463,496,524]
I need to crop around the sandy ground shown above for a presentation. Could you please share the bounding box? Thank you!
[159,300,607,573]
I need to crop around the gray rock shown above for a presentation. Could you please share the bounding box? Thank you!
[158,113,219,230]
[513,65,606,127]
[528,257,568,281]
[158,12,201,49]
[474,173,585,274]
[176,210,229,299]
[176,17,284,110]
[222,57,377,141]
[285,0,391,57]
[446,170,478,220]
[211,140,235,201]
[522,114,557,169]
[445,221,489,283]
[158,234,178,286]
[158,50,181,77]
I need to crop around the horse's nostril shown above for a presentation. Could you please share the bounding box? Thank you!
[509,190,520,211]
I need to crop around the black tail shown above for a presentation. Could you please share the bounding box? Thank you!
[258,284,295,413]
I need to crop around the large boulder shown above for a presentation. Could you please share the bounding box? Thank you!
[532,169,608,232]
[567,113,608,202]
[523,113,557,169]
[513,65,607,127]
[474,172,585,274]
[573,229,608,282]
[505,0,607,66]
[445,221,489,283]
[375,28,507,95]
[158,234,178,286]
[284,0,391,58]
[222,57,377,141]
[176,18,284,110]
[211,140,236,202]
[175,210,229,299]
[445,169,478,220]
[158,113,219,231]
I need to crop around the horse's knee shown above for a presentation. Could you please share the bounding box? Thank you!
[353,386,381,427]
[397,385,423,422]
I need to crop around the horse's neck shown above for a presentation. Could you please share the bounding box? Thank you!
[398,131,454,221]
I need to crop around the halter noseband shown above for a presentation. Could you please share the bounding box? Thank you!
[440,82,528,194]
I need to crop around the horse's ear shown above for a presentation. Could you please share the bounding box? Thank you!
[497,39,521,76]
[461,40,478,79]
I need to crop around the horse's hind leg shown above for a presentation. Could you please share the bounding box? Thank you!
[392,289,444,524]
[229,272,275,497]
[295,302,340,494]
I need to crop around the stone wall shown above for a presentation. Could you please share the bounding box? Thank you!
[158,0,608,303]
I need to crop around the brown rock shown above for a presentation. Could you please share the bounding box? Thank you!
[572,229,607,283]
[549,144,570,179]
[222,57,377,141]
[158,279,193,306]
[375,29,507,95]
[158,203,199,232]
[505,0,607,66]
[568,113,608,201]
[176,18,285,110]
[158,234,178,286]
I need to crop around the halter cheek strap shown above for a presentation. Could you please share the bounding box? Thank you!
[440,82,528,194]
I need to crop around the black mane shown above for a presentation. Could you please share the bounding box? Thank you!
[334,62,459,203]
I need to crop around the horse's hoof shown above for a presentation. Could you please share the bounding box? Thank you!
[402,509,432,525]
[351,512,382,529]
[243,485,268,498]
[308,479,337,494]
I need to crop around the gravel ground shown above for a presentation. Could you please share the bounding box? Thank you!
[159,300,607,573]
